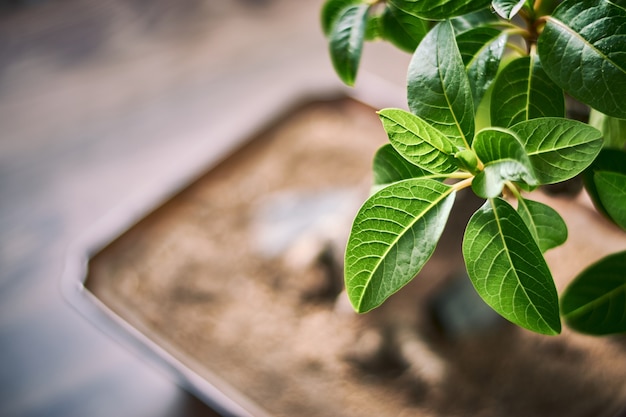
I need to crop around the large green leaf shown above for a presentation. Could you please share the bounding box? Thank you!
[471,128,537,198]
[589,109,626,150]
[450,8,498,34]
[379,3,429,52]
[345,179,456,313]
[378,108,458,174]
[462,198,561,335]
[582,148,626,219]
[510,118,603,184]
[595,171,626,231]
[408,21,475,149]
[456,26,507,109]
[390,0,491,19]
[492,0,526,19]
[517,197,568,252]
[490,55,565,128]
[561,251,626,335]
[372,144,432,186]
[329,4,370,86]
[538,0,626,119]
[321,0,362,36]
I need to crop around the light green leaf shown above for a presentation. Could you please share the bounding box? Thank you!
[561,251,626,335]
[582,148,626,219]
[379,3,429,52]
[457,26,508,109]
[471,128,537,198]
[492,0,526,19]
[390,0,491,19]
[595,171,626,231]
[589,109,626,149]
[321,0,362,36]
[517,197,568,252]
[408,20,475,149]
[491,55,565,128]
[378,108,458,174]
[373,144,432,186]
[538,0,626,119]
[510,117,603,184]
[329,4,370,86]
[462,198,561,335]
[345,179,456,312]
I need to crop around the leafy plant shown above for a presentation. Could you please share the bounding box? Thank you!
[322,0,626,335]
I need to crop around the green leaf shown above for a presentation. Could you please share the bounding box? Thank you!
[379,4,429,52]
[538,0,626,119]
[491,55,565,128]
[582,148,626,219]
[329,4,370,86]
[462,198,561,335]
[471,128,537,198]
[390,0,491,20]
[345,179,456,313]
[510,118,603,184]
[321,0,362,36]
[561,251,626,335]
[517,197,568,252]
[378,108,458,174]
[492,0,526,19]
[450,8,498,34]
[595,171,626,231]
[408,20,475,149]
[589,109,626,150]
[456,26,507,109]
[372,144,432,186]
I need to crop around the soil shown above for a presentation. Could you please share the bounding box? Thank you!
[88,97,626,417]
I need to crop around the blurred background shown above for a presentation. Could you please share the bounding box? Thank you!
[0,1,409,416]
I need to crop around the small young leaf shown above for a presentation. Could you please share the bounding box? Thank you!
[491,55,565,128]
[582,148,626,219]
[456,26,507,109]
[373,144,432,186]
[510,118,603,184]
[517,197,568,252]
[492,0,526,19]
[561,251,626,335]
[408,20,475,149]
[463,198,561,335]
[379,3,429,52]
[471,127,536,198]
[345,179,456,313]
[538,0,626,119]
[455,149,479,174]
[589,109,626,150]
[321,0,362,36]
[378,108,458,174]
[329,4,370,86]
[594,171,626,231]
[390,0,491,20]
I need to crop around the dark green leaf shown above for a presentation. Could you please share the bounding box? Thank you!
[450,8,498,34]
[589,109,626,150]
[582,148,626,218]
[378,108,458,174]
[510,118,603,184]
[408,21,475,149]
[492,0,526,19]
[538,0,626,118]
[463,198,561,335]
[329,4,370,86]
[379,3,429,52]
[491,55,565,128]
[390,0,491,20]
[345,179,456,312]
[373,144,432,186]
[517,197,568,252]
[562,251,626,335]
[321,0,362,36]
[595,171,626,231]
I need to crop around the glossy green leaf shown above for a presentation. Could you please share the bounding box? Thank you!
[450,8,498,34]
[582,148,626,219]
[510,118,603,184]
[329,4,370,86]
[562,251,626,335]
[472,128,537,198]
[372,144,432,186]
[517,197,568,252]
[408,21,475,149]
[595,171,626,231]
[457,26,507,109]
[463,198,561,335]
[321,0,362,36]
[390,0,491,19]
[491,55,565,128]
[589,109,626,150]
[538,0,626,119]
[378,108,458,174]
[345,179,456,312]
[492,0,526,19]
[379,3,429,52]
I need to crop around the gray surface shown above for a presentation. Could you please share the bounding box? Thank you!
[0,1,409,415]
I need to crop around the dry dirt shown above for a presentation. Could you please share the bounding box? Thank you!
[88,98,626,417]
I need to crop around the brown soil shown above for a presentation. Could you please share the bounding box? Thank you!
[87,97,626,417]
